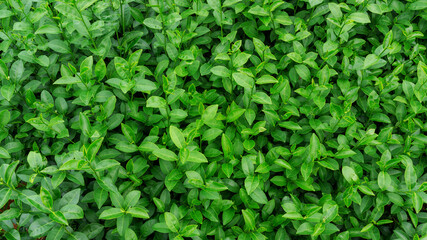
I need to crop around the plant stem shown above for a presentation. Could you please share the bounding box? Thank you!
[119,0,125,34]
[73,2,97,50]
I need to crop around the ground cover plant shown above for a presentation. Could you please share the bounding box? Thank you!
[0,0,427,239]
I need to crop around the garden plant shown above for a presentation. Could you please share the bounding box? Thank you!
[0,0,427,239]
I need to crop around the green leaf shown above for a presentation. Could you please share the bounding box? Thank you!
[40,187,53,209]
[249,188,268,204]
[252,92,272,105]
[0,188,12,209]
[329,3,342,18]
[323,205,338,223]
[279,121,302,131]
[165,212,180,232]
[275,159,292,170]
[0,10,14,19]
[86,137,104,162]
[186,170,204,185]
[270,176,286,186]
[245,175,259,195]
[147,96,167,108]
[234,52,252,67]
[232,72,254,89]
[127,207,149,218]
[46,226,64,240]
[227,108,246,122]
[35,24,61,34]
[121,123,136,142]
[361,223,374,233]
[0,208,20,221]
[378,171,390,191]
[296,222,313,235]
[223,0,242,7]
[0,60,7,80]
[180,224,199,237]
[1,84,14,101]
[342,166,359,184]
[187,151,208,163]
[363,54,379,69]
[202,128,222,141]
[94,58,107,81]
[256,75,278,85]
[288,52,303,63]
[80,56,93,82]
[99,208,124,220]
[295,64,311,81]
[248,5,269,16]
[114,57,129,79]
[48,39,71,53]
[335,149,356,159]
[405,164,417,190]
[116,142,138,153]
[49,211,68,225]
[153,148,178,161]
[409,0,427,10]
[222,163,233,178]
[312,223,325,237]
[96,159,120,171]
[29,217,55,238]
[283,212,304,220]
[367,4,382,14]
[53,76,81,85]
[348,12,371,24]
[0,147,11,159]
[135,79,157,93]
[358,185,375,196]
[79,112,91,136]
[211,66,230,78]
[408,210,418,227]
[202,105,218,123]
[61,204,84,219]
[143,18,162,30]
[27,151,44,170]
[124,190,140,208]
[77,0,97,11]
[125,229,138,240]
[54,3,80,19]
[0,109,10,127]
[170,126,185,149]
[242,209,256,231]
[371,113,391,123]
[309,133,320,160]
[413,192,423,213]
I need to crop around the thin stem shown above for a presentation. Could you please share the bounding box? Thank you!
[64,227,76,239]
[46,3,75,60]
[119,0,125,34]
[6,0,21,21]
[0,30,18,50]
[110,0,122,56]
[88,162,101,180]
[269,10,276,34]
[294,0,300,15]
[220,7,223,38]
[159,0,167,51]
[73,2,97,50]
[16,0,34,30]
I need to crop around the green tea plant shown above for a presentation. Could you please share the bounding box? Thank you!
[0,0,427,239]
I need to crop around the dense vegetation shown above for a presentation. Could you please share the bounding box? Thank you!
[1,0,427,239]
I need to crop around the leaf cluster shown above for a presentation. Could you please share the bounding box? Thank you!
[1,0,427,239]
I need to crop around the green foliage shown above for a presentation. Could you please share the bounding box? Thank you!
[0,0,427,239]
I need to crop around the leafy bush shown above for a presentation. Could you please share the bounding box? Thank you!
[1,0,427,239]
